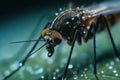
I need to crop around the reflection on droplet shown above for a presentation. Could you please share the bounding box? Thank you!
[81,74,83,77]
[113,69,117,73]
[53,76,56,79]
[108,65,113,70]
[41,76,44,79]
[101,70,104,74]
[84,74,87,77]
[10,61,20,70]
[19,63,23,67]
[115,73,119,76]
[85,76,88,79]
[59,8,62,11]
[55,13,58,16]
[72,17,75,20]
[82,71,85,74]
[73,75,78,79]
[68,64,73,69]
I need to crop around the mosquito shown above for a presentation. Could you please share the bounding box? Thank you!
[2,1,120,80]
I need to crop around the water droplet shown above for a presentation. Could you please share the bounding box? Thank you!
[47,59,53,64]
[59,8,62,11]
[65,21,69,24]
[84,68,88,71]
[73,75,78,79]
[108,65,113,70]
[115,58,119,62]
[55,13,58,16]
[41,76,44,79]
[10,63,18,70]
[113,69,117,73]
[101,70,104,74]
[68,64,73,69]
[102,75,105,77]
[84,74,87,77]
[105,63,109,67]
[110,61,114,65]
[34,68,44,75]
[62,77,66,80]
[56,68,60,73]
[19,63,23,67]
[53,76,56,79]
[72,17,75,20]
[85,76,88,79]
[81,74,83,77]
[115,73,119,76]
[82,71,85,74]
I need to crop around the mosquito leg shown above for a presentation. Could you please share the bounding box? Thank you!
[3,35,43,80]
[92,22,99,80]
[85,22,99,80]
[63,30,79,80]
[2,22,50,80]
[100,15,120,59]
[84,23,94,42]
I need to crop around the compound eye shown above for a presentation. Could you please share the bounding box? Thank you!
[51,31,62,44]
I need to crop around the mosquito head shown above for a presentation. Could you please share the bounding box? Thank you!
[42,28,62,57]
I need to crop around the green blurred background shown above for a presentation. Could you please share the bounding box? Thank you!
[0,0,120,80]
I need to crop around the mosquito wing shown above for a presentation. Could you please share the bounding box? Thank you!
[86,1,120,17]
